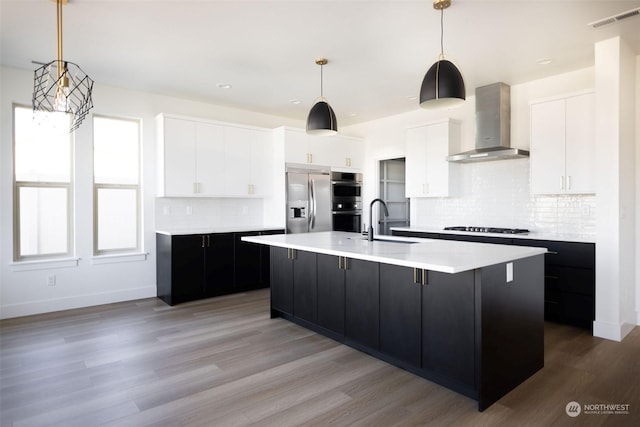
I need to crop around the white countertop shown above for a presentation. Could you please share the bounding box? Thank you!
[156,226,284,236]
[390,226,595,244]
[241,231,547,274]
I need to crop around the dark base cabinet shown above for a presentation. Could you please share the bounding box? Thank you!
[316,254,345,336]
[393,230,596,331]
[379,264,421,368]
[345,259,380,351]
[269,249,545,411]
[422,269,476,392]
[156,229,283,306]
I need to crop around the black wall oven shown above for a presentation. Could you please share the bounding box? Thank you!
[331,171,363,233]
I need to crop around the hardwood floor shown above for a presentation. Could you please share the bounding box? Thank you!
[1,289,638,426]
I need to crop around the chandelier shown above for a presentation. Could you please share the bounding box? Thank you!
[32,0,94,132]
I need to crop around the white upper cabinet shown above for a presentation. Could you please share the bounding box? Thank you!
[157,114,273,197]
[405,119,460,198]
[158,116,197,196]
[195,121,226,196]
[225,126,273,197]
[530,92,595,195]
[276,127,364,170]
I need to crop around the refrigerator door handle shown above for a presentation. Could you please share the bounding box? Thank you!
[309,179,316,229]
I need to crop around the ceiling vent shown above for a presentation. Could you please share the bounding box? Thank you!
[588,7,640,28]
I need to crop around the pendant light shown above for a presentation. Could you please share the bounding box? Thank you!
[419,0,465,109]
[306,58,337,136]
[32,0,94,132]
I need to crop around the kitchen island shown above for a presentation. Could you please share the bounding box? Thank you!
[241,231,547,411]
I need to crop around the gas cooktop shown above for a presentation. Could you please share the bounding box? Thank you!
[444,226,530,234]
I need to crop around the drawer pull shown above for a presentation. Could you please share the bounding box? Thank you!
[546,251,559,255]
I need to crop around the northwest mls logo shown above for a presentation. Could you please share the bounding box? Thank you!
[566,401,581,417]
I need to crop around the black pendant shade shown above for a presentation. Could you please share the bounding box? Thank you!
[419,60,465,109]
[419,0,466,109]
[306,58,337,136]
[306,100,337,136]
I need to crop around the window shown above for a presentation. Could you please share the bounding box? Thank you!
[93,116,141,255]
[13,106,73,260]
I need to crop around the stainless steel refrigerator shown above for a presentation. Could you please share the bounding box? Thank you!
[286,166,331,233]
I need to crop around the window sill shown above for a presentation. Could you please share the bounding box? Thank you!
[91,252,149,265]
[11,258,80,272]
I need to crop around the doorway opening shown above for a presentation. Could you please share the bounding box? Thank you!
[378,158,410,235]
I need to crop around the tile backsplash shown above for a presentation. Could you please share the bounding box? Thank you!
[155,197,264,231]
[413,159,596,236]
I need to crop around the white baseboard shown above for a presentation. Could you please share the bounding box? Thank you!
[593,320,637,342]
[0,286,157,319]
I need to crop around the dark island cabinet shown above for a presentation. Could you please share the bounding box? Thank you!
[392,230,596,331]
[156,229,284,306]
[422,270,476,390]
[270,247,294,315]
[316,254,346,336]
[269,247,545,411]
[379,264,422,368]
[345,258,380,351]
[293,250,318,323]
[270,247,318,321]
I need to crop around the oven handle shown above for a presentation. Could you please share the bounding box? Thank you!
[332,210,363,215]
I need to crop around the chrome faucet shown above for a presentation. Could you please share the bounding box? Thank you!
[368,198,389,241]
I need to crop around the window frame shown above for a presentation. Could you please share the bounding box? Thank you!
[92,114,142,256]
[12,104,74,262]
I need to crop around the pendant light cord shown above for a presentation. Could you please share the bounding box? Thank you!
[320,63,324,99]
[57,0,63,78]
[439,7,444,60]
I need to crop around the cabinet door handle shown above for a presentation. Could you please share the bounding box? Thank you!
[547,251,559,255]
[413,268,418,283]
[338,256,343,269]
[560,176,565,190]
[201,235,206,248]
[344,257,348,270]
[567,175,572,190]
[207,235,210,247]
[421,269,428,286]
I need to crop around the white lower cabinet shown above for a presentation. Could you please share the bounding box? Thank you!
[405,119,460,198]
[157,114,273,197]
[530,92,595,195]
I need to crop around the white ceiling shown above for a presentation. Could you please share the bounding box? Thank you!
[2,0,639,126]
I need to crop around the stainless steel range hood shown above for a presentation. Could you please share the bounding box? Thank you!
[447,82,529,163]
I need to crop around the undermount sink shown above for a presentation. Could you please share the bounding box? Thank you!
[348,236,418,244]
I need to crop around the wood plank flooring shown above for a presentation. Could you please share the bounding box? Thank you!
[1,289,638,426]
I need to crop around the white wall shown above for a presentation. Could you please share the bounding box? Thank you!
[0,65,302,319]
[593,38,638,341]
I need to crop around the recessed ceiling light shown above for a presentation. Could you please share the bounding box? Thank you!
[216,83,232,89]
[536,58,552,65]
[289,99,302,105]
